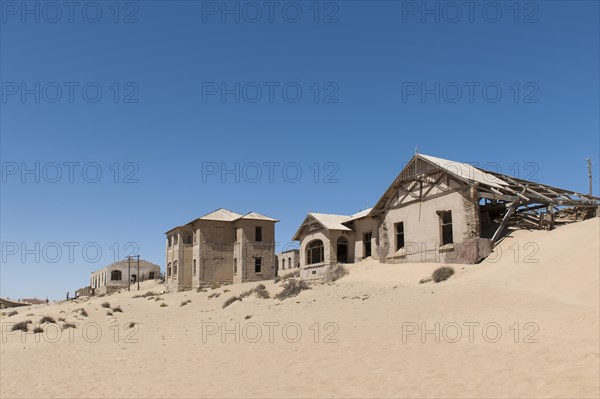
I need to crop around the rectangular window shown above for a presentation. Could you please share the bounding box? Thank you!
[168,236,172,247]
[193,231,197,243]
[193,259,197,275]
[173,261,178,275]
[173,234,178,245]
[184,234,193,245]
[395,222,405,250]
[255,257,262,273]
[364,232,372,257]
[439,211,453,245]
[233,258,237,274]
[255,226,263,242]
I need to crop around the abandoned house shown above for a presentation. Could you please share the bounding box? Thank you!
[165,208,278,291]
[276,249,300,275]
[293,153,600,280]
[88,259,161,295]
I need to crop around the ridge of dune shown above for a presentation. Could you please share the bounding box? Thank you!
[1,219,598,398]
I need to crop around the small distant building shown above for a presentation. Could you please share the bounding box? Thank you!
[276,249,300,275]
[165,208,278,291]
[89,259,161,295]
[0,298,29,309]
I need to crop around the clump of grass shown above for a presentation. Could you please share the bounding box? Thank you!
[77,308,88,317]
[324,263,348,283]
[432,267,454,283]
[154,297,163,301]
[208,293,221,299]
[275,279,310,300]
[280,270,300,281]
[180,300,191,307]
[160,303,168,307]
[33,326,44,334]
[223,296,241,308]
[112,306,123,313]
[101,302,111,308]
[58,317,66,322]
[12,322,28,332]
[26,313,34,316]
[62,322,77,329]
[254,285,270,299]
[211,283,222,290]
[419,277,432,284]
[133,291,156,299]
[8,311,18,317]
[106,311,113,316]
[40,316,56,324]
[126,322,137,329]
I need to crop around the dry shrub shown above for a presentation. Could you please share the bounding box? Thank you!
[12,322,28,332]
[40,316,56,324]
[112,306,123,313]
[223,296,241,308]
[101,302,111,308]
[323,263,348,283]
[275,279,310,300]
[432,267,454,283]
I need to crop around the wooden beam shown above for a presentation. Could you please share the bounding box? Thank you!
[491,199,520,245]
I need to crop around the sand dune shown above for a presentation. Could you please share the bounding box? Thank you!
[1,219,598,398]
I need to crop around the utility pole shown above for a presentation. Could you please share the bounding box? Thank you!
[127,257,131,291]
[137,255,140,291]
[587,158,593,195]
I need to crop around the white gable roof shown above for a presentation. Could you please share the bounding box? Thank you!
[198,208,243,222]
[238,212,279,222]
[419,154,507,189]
[308,213,352,231]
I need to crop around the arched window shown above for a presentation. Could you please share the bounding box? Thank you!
[173,260,178,275]
[111,270,122,281]
[306,240,324,265]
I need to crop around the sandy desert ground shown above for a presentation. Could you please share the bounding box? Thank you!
[1,218,599,398]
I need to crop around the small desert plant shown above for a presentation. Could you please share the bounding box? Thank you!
[160,303,168,307]
[223,296,241,308]
[208,293,221,299]
[12,322,28,332]
[323,263,348,283]
[419,277,432,284]
[154,297,163,301]
[432,267,454,283]
[33,326,44,334]
[62,322,77,329]
[58,317,66,322]
[26,313,34,316]
[133,291,156,299]
[7,311,18,317]
[126,322,137,329]
[275,279,310,300]
[180,301,188,307]
[245,315,252,320]
[106,311,113,316]
[78,309,88,317]
[40,316,56,324]
[112,306,123,313]
[253,285,270,299]
[101,302,111,308]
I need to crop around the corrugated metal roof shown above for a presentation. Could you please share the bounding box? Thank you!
[198,208,244,222]
[309,213,353,231]
[347,208,373,222]
[419,154,507,188]
[238,211,279,222]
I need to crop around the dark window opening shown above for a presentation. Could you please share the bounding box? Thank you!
[255,257,262,273]
[395,222,405,250]
[111,270,122,281]
[364,232,372,257]
[307,240,324,265]
[149,272,155,280]
[193,259,197,275]
[255,226,263,242]
[440,211,453,245]
[337,237,348,263]
[234,258,237,274]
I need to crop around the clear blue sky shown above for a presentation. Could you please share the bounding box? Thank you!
[1,0,598,300]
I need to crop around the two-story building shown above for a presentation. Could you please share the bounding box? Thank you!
[165,208,278,291]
